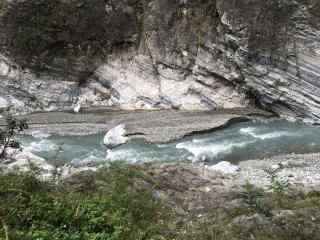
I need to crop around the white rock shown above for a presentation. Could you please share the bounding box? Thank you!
[208,161,240,174]
[1,148,55,178]
[0,59,10,76]
[73,102,81,113]
[58,165,98,179]
[103,124,129,149]
[73,95,89,113]
[271,164,281,170]
[182,50,188,57]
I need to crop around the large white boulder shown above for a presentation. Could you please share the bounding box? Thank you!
[103,124,128,149]
[208,161,240,174]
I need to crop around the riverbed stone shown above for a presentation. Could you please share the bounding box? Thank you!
[208,161,240,174]
[0,147,55,178]
[103,124,128,149]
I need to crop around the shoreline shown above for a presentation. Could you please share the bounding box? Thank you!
[1,108,275,143]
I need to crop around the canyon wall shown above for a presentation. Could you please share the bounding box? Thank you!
[0,0,319,122]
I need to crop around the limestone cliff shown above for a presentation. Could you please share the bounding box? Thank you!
[0,0,319,122]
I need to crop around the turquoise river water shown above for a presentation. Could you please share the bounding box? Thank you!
[18,119,320,166]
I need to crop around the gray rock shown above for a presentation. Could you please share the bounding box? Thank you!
[3,108,270,143]
[0,147,55,178]
[0,1,319,122]
[208,161,240,174]
[103,124,128,149]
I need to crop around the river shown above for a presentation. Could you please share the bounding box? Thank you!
[18,119,320,167]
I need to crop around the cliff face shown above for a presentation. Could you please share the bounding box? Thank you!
[0,0,319,121]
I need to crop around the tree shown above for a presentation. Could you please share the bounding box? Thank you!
[0,115,28,159]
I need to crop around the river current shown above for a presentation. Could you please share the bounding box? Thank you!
[19,119,320,166]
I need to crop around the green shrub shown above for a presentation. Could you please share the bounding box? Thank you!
[0,0,5,15]
[239,182,272,217]
[0,114,28,159]
[0,164,168,240]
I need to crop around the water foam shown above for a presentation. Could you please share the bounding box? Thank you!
[254,131,296,140]
[71,149,106,166]
[239,127,257,135]
[176,140,252,159]
[24,139,60,152]
[106,148,140,163]
[239,127,296,140]
[31,130,51,139]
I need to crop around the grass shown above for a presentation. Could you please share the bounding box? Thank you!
[1,163,320,240]
[177,183,320,240]
[0,164,169,240]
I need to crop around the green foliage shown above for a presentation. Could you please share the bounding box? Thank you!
[0,114,28,158]
[178,186,320,240]
[239,182,272,217]
[0,0,5,15]
[264,167,289,194]
[0,164,167,240]
[240,182,264,206]
[264,167,289,207]
[1,163,320,240]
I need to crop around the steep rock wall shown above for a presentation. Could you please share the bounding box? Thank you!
[0,0,319,122]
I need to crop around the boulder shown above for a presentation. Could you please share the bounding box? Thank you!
[208,161,240,174]
[73,102,81,113]
[103,124,128,149]
[0,147,55,178]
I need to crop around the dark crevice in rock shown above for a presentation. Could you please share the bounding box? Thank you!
[181,116,251,139]
[194,79,214,89]
[125,132,146,137]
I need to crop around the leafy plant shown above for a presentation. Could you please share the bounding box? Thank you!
[239,182,271,217]
[0,114,28,159]
[0,164,168,240]
[264,167,289,208]
[0,0,6,15]
[264,167,289,195]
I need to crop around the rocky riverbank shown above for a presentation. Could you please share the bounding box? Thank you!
[2,159,320,240]
[0,108,273,143]
[2,144,320,193]
[2,108,320,190]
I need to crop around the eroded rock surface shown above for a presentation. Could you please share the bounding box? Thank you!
[0,0,319,122]
[0,108,272,143]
